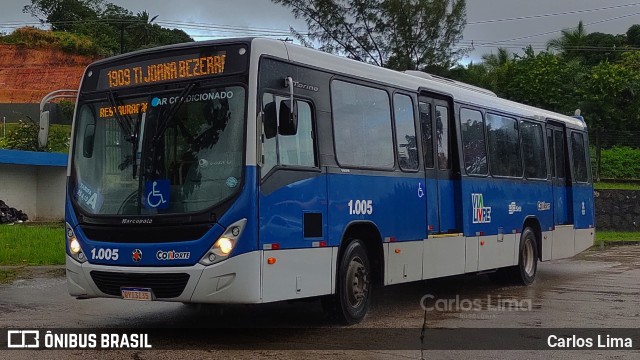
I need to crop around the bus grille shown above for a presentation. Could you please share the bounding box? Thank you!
[90,271,190,298]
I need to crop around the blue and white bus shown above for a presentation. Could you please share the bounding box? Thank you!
[61,38,594,324]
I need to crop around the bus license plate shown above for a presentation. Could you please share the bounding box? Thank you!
[121,287,153,301]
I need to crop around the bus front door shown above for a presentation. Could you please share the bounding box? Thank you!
[419,96,461,234]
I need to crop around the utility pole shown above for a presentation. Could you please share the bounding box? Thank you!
[120,22,125,54]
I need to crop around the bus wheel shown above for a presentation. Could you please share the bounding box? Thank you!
[335,239,371,325]
[509,227,538,285]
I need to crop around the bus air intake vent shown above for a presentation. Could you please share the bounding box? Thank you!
[90,271,190,298]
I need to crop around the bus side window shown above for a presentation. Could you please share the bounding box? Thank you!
[261,92,317,177]
[459,108,487,175]
[394,94,418,171]
[279,101,316,167]
[571,132,589,183]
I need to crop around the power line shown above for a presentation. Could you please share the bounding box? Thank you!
[490,11,640,45]
[467,2,640,25]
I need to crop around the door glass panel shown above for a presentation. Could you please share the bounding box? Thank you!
[547,128,555,178]
[435,105,450,170]
[419,101,434,169]
[554,130,565,179]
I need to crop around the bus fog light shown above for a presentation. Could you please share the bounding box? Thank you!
[208,253,216,262]
[70,238,81,254]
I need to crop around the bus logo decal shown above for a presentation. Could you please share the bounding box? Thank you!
[508,202,522,215]
[472,193,491,224]
[537,201,551,211]
[132,249,142,262]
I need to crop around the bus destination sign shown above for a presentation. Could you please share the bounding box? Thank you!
[90,44,248,92]
[102,52,226,89]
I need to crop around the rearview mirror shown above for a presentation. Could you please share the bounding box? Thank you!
[278,100,298,136]
[263,101,277,139]
[38,110,50,149]
[83,124,96,158]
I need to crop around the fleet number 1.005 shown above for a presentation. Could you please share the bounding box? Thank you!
[348,200,373,215]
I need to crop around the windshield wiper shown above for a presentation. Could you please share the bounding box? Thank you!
[109,90,142,178]
[152,82,197,144]
[108,91,136,143]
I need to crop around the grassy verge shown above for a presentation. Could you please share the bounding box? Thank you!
[594,182,640,190]
[595,231,640,246]
[0,269,18,284]
[0,223,65,265]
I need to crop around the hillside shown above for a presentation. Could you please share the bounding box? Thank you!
[0,45,96,103]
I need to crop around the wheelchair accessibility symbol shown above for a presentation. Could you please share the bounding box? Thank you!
[144,180,170,209]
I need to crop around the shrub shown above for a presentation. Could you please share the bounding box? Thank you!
[0,27,102,56]
[5,119,39,151]
[598,146,640,179]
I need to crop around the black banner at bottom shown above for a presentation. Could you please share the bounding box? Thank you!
[2,328,639,350]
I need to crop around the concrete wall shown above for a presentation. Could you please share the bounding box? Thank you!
[36,166,67,220]
[595,189,640,231]
[0,163,66,221]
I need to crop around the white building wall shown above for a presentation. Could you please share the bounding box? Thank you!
[0,163,66,221]
[0,164,38,219]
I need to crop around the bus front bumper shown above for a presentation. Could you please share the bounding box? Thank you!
[65,251,262,304]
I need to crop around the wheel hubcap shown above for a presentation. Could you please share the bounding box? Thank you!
[524,239,535,276]
[346,256,368,309]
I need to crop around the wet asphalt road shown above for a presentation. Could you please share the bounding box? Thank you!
[0,244,639,359]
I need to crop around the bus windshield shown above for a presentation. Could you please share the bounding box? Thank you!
[70,85,245,216]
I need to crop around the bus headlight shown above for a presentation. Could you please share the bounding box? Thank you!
[66,223,86,263]
[200,218,247,266]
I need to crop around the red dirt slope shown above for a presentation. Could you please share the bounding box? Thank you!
[0,45,96,103]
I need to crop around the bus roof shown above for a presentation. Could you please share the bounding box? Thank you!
[86,37,587,131]
[255,38,586,131]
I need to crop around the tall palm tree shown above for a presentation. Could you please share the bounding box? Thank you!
[481,47,511,70]
[546,20,588,60]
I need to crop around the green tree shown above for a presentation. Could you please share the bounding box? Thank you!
[626,24,640,47]
[481,47,512,71]
[23,0,193,56]
[23,0,103,31]
[581,32,626,66]
[546,20,588,61]
[272,0,467,70]
[579,60,640,180]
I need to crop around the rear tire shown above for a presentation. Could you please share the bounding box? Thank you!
[333,239,371,325]
[506,227,538,285]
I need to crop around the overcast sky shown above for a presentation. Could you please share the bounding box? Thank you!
[1,0,640,63]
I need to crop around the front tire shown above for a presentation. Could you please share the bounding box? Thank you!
[334,239,371,325]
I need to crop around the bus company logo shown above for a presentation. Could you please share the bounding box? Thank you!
[508,202,522,215]
[292,80,319,92]
[537,201,551,211]
[156,250,190,261]
[121,218,153,224]
[472,193,491,224]
[132,249,142,262]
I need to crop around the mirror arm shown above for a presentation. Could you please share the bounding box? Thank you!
[257,111,264,166]
[285,76,294,118]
